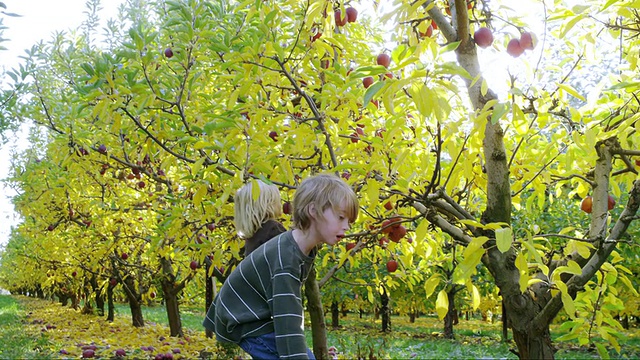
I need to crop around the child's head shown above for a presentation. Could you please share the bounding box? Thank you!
[292,173,359,231]
[234,180,282,239]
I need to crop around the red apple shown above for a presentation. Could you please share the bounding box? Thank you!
[519,32,534,50]
[474,27,494,48]
[121,252,128,260]
[346,7,358,23]
[164,47,174,58]
[109,278,117,287]
[608,195,615,210]
[137,181,146,189]
[389,225,407,242]
[384,201,394,211]
[150,291,156,299]
[98,144,107,154]
[190,261,199,270]
[386,260,398,273]
[115,349,126,357]
[580,196,593,214]
[334,10,347,27]
[376,53,391,68]
[206,223,216,231]
[283,201,292,215]
[47,224,55,231]
[269,131,278,142]
[311,32,322,42]
[341,171,351,180]
[379,237,389,247]
[507,38,524,57]
[420,24,433,38]
[82,349,95,358]
[362,76,374,88]
[346,242,356,251]
[350,132,360,143]
[635,159,640,167]
[72,271,77,277]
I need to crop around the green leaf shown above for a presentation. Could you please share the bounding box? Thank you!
[495,227,512,253]
[595,343,610,360]
[490,102,509,125]
[363,81,385,106]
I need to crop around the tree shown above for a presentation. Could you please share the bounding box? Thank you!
[1,1,640,359]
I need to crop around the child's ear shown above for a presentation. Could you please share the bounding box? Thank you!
[308,203,317,218]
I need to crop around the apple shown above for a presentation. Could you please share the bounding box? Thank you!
[334,10,347,27]
[346,7,358,22]
[47,224,55,231]
[137,181,146,189]
[311,32,322,42]
[346,242,356,251]
[126,173,135,180]
[580,196,593,214]
[121,252,128,260]
[150,291,156,299]
[72,271,77,277]
[386,260,398,273]
[376,53,391,68]
[519,32,534,50]
[381,219,393,234]
[507,38,524,57]
[82,349,95,358]
[608,194,615,210]
[362,76,374,88]
[78,147,89,156]
[157,169,166,176]
[321,59,330,69]
[172,348,181,354]
[474,27,493,48]
[384,201,394,211]
[206,223,216,231]
[635,159,640,167]
[190,260,199,270]
[389,225,407,242]
[341,171,351,180]
[420,24,433,38]
[379,237,389,247]
[350,132,360,143]
[98,144,107,154]
[384,72,394,79]
[115,349,126,357]
[283,201,292,215]
[109,278,117,287]
[269,131,278,142]
[164,47,174,58]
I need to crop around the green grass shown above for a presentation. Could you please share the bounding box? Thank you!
[0,295,54,359]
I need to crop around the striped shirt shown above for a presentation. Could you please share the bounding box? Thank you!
[203,231,315,359]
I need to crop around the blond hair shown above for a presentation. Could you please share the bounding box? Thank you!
[292,173,359,231]
[234,180,282,239]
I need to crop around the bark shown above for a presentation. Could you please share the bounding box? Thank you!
[205,262,214,338]
[304,268,328,360]
[330,301,339,328]
[107,285,114,322]
[502,299,508,342]
[443,288,457,339]
[160,257,185,337]
[123,276,144,327]
[380,287,391,332]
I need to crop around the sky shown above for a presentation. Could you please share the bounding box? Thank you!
[0,0,125,246]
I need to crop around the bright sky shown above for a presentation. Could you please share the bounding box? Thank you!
[0,0,125,246]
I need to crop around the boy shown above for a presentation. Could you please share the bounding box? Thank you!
[203,173,359,359]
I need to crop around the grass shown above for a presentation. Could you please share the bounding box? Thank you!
[0,296,54,359]
[5,295,640,359]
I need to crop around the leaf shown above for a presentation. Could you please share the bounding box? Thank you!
[560,14,586,39]
[193,184,208,207]
[557,83,586,101]
[471,284,480,310]
[515,252,529,293]
[490,102,509,125]
[595,343,610,360]
[435,290,449,320]
[566,260,582,275]
[363,81,385,106]
[424,274,441,298]
[495,227,512,253]
[251,179,260,201]
[413,220,429,244]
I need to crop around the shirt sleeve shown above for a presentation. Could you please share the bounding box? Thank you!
[270,267,309,359]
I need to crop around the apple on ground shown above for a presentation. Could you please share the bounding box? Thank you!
[115,349,126,357]
[377,53,391,68]
[82,349,95,358]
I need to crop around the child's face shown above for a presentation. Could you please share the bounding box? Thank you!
[314,205,351,246]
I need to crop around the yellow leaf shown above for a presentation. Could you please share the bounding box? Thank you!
[557,83,586,101]
[436,290,449,320]
[251,179,261,201]
[193,184,208,207]
[495,227,512,253]
[424,274,441,298]
[471,284,480,310]
[566,260,582,275]
[414,220,429,244]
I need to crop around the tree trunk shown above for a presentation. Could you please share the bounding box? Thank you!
[106,285,114,322]
[304,268,328,360]
[443,288,456,339]
[160,257,184,337]
[123,276,144,327]
[502,299,508,342]
[163,288,184,337]
[380,287,391,332]
[205,262,214,338]
[330,301,339,328]
[409,308,416,323]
